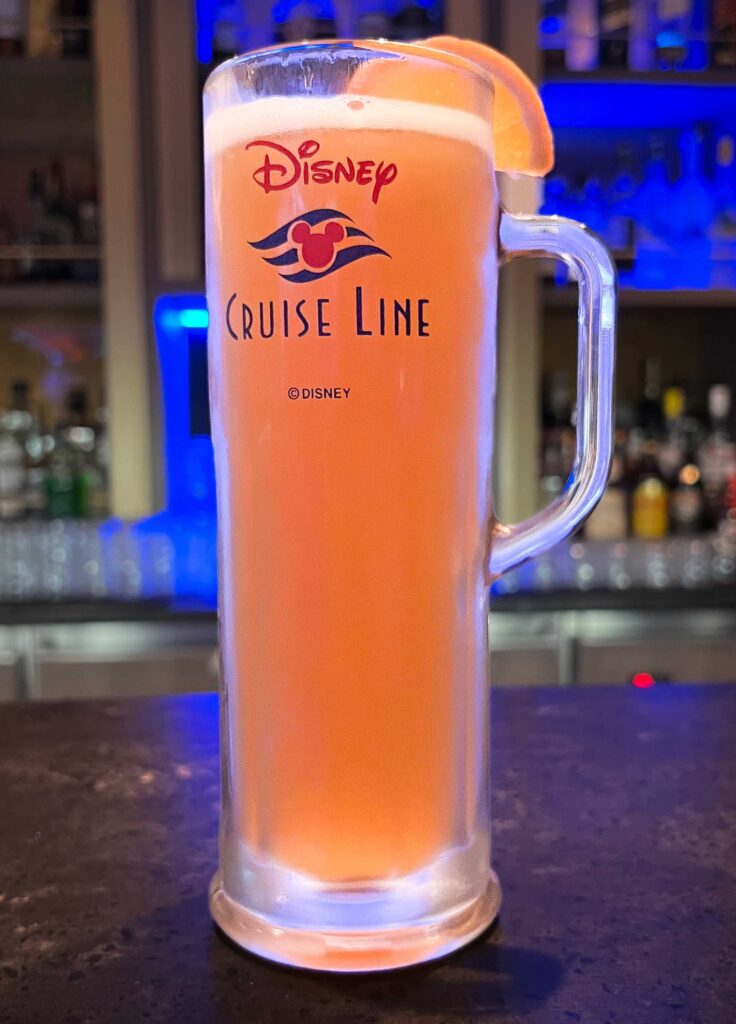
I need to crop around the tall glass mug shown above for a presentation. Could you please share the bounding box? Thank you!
[204,41,615,972]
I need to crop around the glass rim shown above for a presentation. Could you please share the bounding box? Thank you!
[204,38,493,95]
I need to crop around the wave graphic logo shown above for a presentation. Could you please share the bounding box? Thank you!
[249,209,389,284]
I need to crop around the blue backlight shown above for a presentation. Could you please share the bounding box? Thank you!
[179,308,210,330]
[272,0,336,22]
[195,0,216,64]
[540,15,563,36]
[541,81,736,131]
[153,294,217,603]
[157,307,209,331]
[541,77,736,294]
[153,294,215,515]
[656,30,686,50]
[196,0,439,59]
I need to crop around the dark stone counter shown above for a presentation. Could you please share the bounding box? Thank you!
[1,686,735,1023]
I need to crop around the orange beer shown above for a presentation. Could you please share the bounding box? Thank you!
[206,41,616,974]
[206,41,504,972]
[207,94,496,872]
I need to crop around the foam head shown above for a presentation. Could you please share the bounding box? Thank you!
[204,95,493,159]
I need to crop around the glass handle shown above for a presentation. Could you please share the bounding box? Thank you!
[490,211,617,577]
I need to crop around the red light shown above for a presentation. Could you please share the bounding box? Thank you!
[632,672,656,689]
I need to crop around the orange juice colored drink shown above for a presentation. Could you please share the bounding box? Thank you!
[205,42,504,972]
[206,41,616,975]
[207,95,496,872]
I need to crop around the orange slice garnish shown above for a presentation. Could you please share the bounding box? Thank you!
[420,36,554,175]
[349,37,554,176]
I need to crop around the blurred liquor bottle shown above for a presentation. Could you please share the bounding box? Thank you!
[638,356,664,439]
[391,2,435,40]
[23,403,47,519]
[0,0,24,55]
[584,432,629,539]
[45,389,87,518]
[50,162,75,275]
[624,423,645,496]
[57,388,96,517]
[542,175,582,221]
[607,144,637,266]
[0,381,30,520]
[634,136,673,254]
[19,168,47,278]
[0,208,15,282]
[581,175,609,237]
[713,134,736,237]
[19,160,91,281]
[720,473,736,531]
[670,460,705,534]
[547,366,736,542]
[632,363,668,539]
[599,0,632,67]
[698,384,736,528]
[541,0,568,73]
[658,386,687,484]
[56,0,89,58]
[20,169,48,279]
[25,0,60,57]
[4,382,48,518]
[711,0,736,67]
[656,0,709,69]
[630,0,657,68]
[357,11,391,37]
[0,430,25,520]
[567,0,599,68]
[70,389,107,518]
[73,159,99,282]
[672,126,716,239]
[539,371,575,504]
[0,384,111,521]
[632,440,670,538]
[44,432,75,518]
[281,3,317,42]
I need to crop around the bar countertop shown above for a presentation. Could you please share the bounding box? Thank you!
[1,685,735,1023]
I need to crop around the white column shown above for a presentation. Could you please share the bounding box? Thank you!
[495,0,543,523]
[149,0,202,286]
[445,0,488,38]
[94,0,154,518]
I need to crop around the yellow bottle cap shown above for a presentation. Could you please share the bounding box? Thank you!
[663,386,685,422]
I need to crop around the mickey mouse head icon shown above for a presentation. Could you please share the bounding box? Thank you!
[291,220,345,270]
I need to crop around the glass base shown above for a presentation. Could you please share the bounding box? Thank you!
[210,869,501,973]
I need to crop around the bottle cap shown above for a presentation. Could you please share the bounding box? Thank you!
[679,464,700,487]
[662,386,685,421]
[709,384,731,420]
[716,135,735,168]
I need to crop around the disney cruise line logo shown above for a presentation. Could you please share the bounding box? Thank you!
[249,208,390,284]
